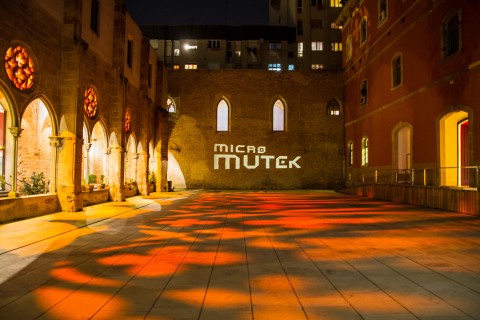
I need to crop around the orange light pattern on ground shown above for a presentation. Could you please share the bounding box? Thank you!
[0,191,479,319]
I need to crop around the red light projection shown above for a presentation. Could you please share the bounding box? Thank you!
[84,87,98,119]
[1,191,480,319]
[4,45,35,91]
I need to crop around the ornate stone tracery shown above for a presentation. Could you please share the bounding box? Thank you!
[84,87,98,119]
[124,111,131,132]
[4,45,35,91]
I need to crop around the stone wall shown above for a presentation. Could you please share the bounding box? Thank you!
[167,69,344,189]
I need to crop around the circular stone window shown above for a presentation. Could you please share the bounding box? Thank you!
[4,45,36,91]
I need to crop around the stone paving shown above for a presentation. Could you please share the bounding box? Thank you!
[0,190,480,320]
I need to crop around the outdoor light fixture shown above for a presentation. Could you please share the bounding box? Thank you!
[184,44,198,50]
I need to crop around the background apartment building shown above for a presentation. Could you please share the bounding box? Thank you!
[129,0,344,71]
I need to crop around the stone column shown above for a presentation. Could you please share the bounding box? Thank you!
[109,146,125,202]
[8,127,22,198]
[48,136,64,194]
[161,156,168,192]
[57,134,83,211]
[83,143,91,182]
[137,151,148,195]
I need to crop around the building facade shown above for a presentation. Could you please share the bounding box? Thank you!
[0,0,163,217]
[282,0,344,70]
[0,0,345,222]
[337,0,480,188]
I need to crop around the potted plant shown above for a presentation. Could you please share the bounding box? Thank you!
[88,174,97,191]
[97,174,106,189]
[148,171,156,192]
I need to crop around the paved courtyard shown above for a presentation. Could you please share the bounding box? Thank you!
[0,190,479,320]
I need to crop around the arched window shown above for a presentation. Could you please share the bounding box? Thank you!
[360,17,368,44]
[216,99,229,132]
[392,54,402,88]
[327,98,340,116]
[273,99,285,131]
[361,137,369,166]
[361,79,368,105]
[442,11,460,59]
[167,97,176,113]
[347,141,353,166]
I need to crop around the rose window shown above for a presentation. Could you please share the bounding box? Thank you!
[4,45,35,91]
[84,87,98,119]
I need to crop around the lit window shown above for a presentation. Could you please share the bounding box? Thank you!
[379,0,387,23]
[173,64,180,70]
[327,98,340,116]
[268,63,282,71]
[331,42,342,51]
[297,42,304,57]
[392,54,402,88]
[330,0,342,7]
[167,97,176,113]
[174,40,180,56]
[311,64,324,70]
[361,137,369,166]
[273,99,285,131]
[347,142,353,166]
[442,11,460,58]
[217,99,229,132]
[331,22,342,29]
[90,0,100,34]
[361,79,368,105]
[185,64,197,70]
[360,17,368,44]
[312,41,323,51]
[288,64,295,71]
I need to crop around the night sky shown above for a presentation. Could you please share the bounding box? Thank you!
[125,0,269,26]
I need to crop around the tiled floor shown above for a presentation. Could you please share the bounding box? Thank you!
[1,190,480,320]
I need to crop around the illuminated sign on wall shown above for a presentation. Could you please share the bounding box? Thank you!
[213,144,301,170]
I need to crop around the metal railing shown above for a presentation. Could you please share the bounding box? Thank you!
[352,166,480,189]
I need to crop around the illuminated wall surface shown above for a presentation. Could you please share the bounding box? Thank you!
[0,190,480,319]
[167,70,344,189]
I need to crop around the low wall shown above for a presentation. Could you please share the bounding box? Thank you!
[0,194,61,224]
[343,184,479,216]
[81,189,110,207]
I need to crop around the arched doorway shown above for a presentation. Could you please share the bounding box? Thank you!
[18,98,53,194]
[89,121,108,185]
[168,150,186,190]
[439,111,469,186]
[125,134,137,183]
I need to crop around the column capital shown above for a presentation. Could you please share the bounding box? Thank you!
[49,136,65,148]
[8,127,23,139]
